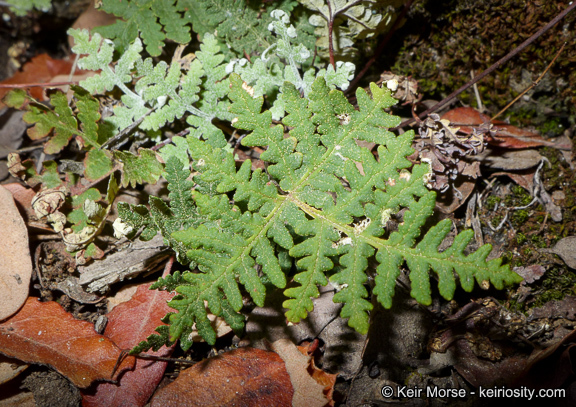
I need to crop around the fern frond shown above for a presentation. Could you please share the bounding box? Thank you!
[117,156,205,264]
[228,9,355,119]
[148,74,520,345]
[95,0,192,56]
[69,30,231,147]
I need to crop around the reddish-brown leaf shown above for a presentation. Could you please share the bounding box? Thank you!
[489,122,551,149]
[150,347,293,407]
[441,107,491,134]
[0,54,76,104]
[441,107,553,149]
[82,283,175,407]
[0,297,134,388]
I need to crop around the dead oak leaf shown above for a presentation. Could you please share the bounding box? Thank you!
[150,347,293,407]
[82,282,175,407]
[441,107,556,149]
[0,297,134,388]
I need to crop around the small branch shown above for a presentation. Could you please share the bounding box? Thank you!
[151,128,190,151]
[133,353,198,365]
[395,1,576,129]
[99,108,156,150]
[0,81,79,88]
[491,42,567,121]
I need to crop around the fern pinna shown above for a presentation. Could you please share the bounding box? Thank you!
[122,74,520,351]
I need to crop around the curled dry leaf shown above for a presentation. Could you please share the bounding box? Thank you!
[82,282,175,407]
[513,265,546,285]
[150,347,293,407]
[0,297,135,388]
[0,185,32,321]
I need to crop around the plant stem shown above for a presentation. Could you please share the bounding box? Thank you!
[327,0,336,69]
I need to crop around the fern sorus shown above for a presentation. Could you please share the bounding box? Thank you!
[124,74,521,350]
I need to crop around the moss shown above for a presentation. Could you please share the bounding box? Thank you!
[538,117,564,136]
[530,235,547,248]
[485,195,501,209]
[531,268,576,308]
[512,185,533,206]
[491,215,503,229]
[516,233,527,245]
[512,209,529,225]
[391,0,576,121]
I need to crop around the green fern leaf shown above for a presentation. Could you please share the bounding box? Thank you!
[95,0,191,56]
[69,29,231,148]
[118,156,207,265]
[4,0,51,16]
[157,73,520,344]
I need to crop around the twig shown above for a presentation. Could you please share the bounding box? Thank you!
[487,210,509,232]
[527,212,548,236]
[395,1,576,129]
[491,42,567,121]
[99,108,155,150]
[162,255,175,278]
[0,81,79,88]
[64,53,80,95]
[470,70,483,112]
[151,128,190,151]
[133,353,198,365]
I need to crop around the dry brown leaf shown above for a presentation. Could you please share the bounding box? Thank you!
[0,391,35,407]
[541,237,576,269]
[271,339,329,407]
[150,347,293,407]
[0,297,134,388]
[297,340,337,406]
[478,149,543,171]
[513,265,546,285]
[106,284,139,312]
[0,354,27,385]
[434,176,476,214]
[0,185,33,321]
[490,170,535,192]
